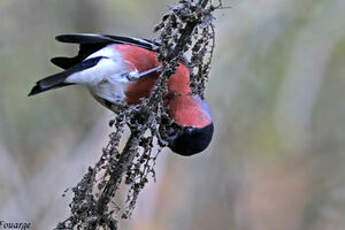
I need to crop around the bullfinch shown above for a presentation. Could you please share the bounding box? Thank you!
[28,33,213,156]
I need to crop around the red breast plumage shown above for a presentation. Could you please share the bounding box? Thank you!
[116,44,211,129]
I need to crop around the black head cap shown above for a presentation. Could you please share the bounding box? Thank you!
[168,122,214,156]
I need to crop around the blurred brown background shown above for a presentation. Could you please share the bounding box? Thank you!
[1,0,345,229]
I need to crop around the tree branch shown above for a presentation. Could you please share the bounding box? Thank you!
[54,0,221,229]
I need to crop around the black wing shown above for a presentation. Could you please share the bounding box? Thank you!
[51,33,160,69]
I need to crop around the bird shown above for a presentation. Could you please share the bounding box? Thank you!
[28,33,214,156]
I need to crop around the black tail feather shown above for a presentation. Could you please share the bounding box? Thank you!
[51,57,80,69]
[28,56,104,96]
[28,82,73,96]
[28,68,77,96]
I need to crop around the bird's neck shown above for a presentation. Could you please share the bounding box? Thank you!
[168,95,212,128]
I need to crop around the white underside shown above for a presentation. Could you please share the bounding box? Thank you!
[64,45,138,104]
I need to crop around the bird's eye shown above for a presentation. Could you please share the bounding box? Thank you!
[185,127,194,134]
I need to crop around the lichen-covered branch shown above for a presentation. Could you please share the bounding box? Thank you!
[54,0,222,229]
